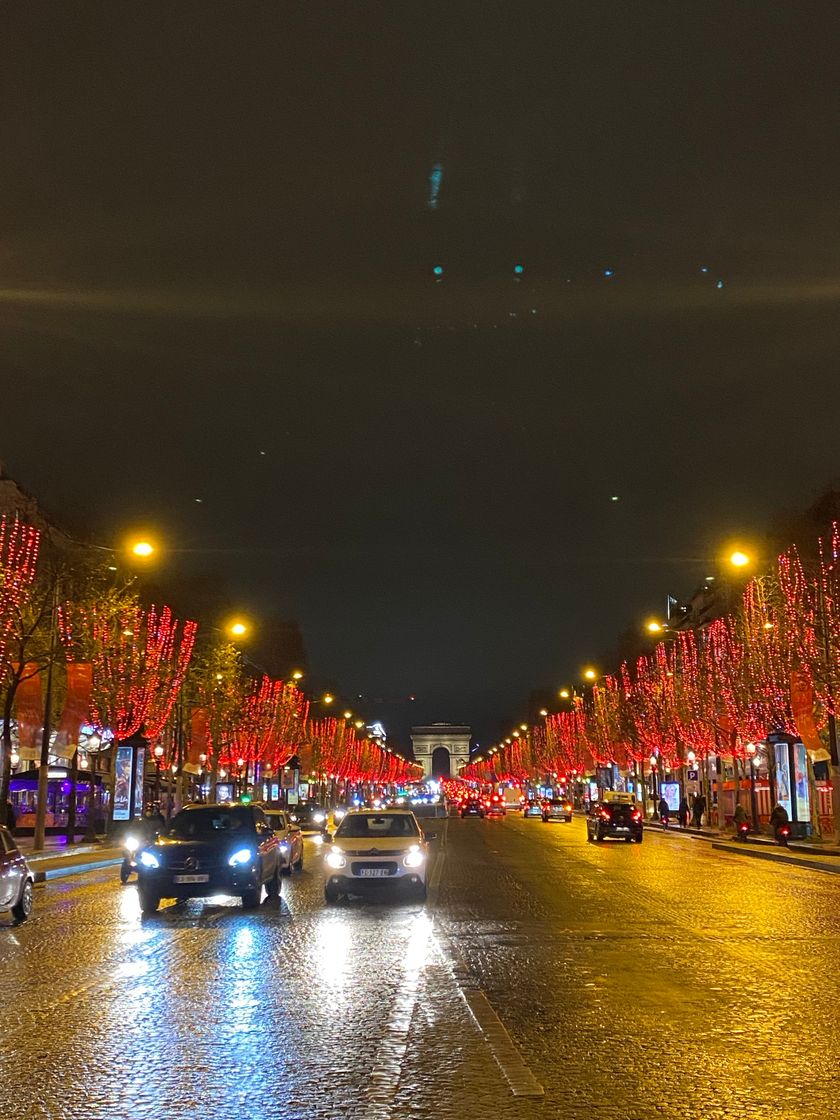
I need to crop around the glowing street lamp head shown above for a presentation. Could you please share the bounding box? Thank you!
[228,620,248,638]
[729,550,751,569]
[131,540,155,558]
[647,620,663,634]
[583,668,597,682]
[559,688,570,699]
[291,670,304,681]
[322,693,334,705]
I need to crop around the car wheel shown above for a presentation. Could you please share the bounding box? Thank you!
[634,835,643,844]
[414,880,427,902]
[595,830,604,842]
[324,883,341,904]
[624,836,633,843]
[266,864,281,899]
[293,851,303,872]
[280,862,292,877]
[119,861,131,884]
[138,887,160,914]
[12,879,33,924]
[241,887,261,909]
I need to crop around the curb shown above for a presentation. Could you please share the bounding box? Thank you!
[710,842,840,875]
[30,855,123,884]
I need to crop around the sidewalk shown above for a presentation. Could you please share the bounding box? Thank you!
[14,835,123,883]
[645,819,840,875]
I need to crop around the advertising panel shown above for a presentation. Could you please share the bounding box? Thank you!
[773,742,792,819]
[793,741,810,824]
[661,781,681,813]
[113,745,133,821]
[133,747,146,819]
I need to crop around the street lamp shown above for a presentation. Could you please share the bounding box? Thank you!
[130,540,155,559]
[729,550,751,569]
[583,668,597,682]
[198,753,208,802]
[227,619,249,639]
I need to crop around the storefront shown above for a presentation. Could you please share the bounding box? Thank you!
[9,766,110,834]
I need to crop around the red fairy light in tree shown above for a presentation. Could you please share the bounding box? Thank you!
[0,517,40,675]
[90,604,197,743]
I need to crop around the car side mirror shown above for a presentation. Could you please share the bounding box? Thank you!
[424,831,437,841]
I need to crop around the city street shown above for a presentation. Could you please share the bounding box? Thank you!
[2,817,838,1120]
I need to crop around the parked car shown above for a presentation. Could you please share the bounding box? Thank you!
[0,826,33,924]
[542,798,573,823]
[135,803,284,913]
[586,800,643,843]
[258,806,304,874]
[323,808,433,902]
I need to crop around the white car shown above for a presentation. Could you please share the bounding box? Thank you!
[258,807,304,875]
[323,809,433,903]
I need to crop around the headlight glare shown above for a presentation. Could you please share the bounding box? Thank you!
[228,847,255,867]
[124,835,140,853]
[139,850,160,869]
[403,846,425,868]
[325,848,346,869]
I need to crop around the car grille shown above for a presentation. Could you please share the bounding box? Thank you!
[345,848,403,857]
[164,848,225,873]
[350,861,399,876]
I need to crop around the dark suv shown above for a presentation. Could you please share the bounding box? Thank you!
[136,803,283,914]
[586,801,643,843]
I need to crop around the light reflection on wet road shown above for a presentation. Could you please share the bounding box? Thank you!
[2,817,839,1120]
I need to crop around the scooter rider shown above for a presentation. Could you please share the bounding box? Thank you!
[733,801,748,838]
[769,802,789,843]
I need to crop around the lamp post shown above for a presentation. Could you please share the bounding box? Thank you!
[198,753,207,803]
[153,743,164,809]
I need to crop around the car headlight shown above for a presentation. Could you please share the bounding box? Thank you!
[279,842,290,853]
[325,847,346,869]
[403,846,425,868]
[333,807,346,820]
[124,835,140,853]
[312,811,325,823]
[228,847,255,867]
[139,850,160,869]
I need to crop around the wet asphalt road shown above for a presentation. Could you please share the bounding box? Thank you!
[2,815,838,1120]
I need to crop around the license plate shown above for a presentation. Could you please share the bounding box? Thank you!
[358,868,389,878]
[174,873,210,884]
[615,827,629,833]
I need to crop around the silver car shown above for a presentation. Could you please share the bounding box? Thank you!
[0,826,34,924]
[261,807,304,875]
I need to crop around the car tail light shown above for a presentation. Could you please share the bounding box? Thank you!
[600,810,611,821]
[564,804,572,812]
[631,810,642,821]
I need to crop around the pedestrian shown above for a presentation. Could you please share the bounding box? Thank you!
[658,796,670,827]
[678,796,689,829]
[148,804,166,835]
[692,792,706,829]
[4,800,16,834]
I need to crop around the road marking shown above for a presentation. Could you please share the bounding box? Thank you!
[461,988,545,1098]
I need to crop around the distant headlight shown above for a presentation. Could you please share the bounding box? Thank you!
[289,814,298,822]
[124,835,140,853]
[325,848,346,869]
[228,847,255,867]
[313,812,326,823]
[279,842,290,853]
[312,833,325,846]
[139,850,160,869]
[333,807,346,821]
[403,846,425,868]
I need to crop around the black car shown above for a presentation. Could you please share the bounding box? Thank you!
[287,802,329,832]
[586,801,643,843]
[135,804,283,914]
[460,797,485,819]
[0,826,33,924]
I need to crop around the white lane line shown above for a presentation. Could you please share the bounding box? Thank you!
[462,988,545,1098]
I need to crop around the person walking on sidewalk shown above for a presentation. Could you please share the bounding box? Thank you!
[692,793,706,829]
[4,800,16,834]
[658,796,671,827]
[678,797,690,829]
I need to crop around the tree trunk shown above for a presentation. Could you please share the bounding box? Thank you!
[65,748,79,844]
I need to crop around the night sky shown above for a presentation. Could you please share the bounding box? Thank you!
[2,3,840,747]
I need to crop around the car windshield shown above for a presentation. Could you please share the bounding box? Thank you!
[168,807,253,839]
[336,813,420,839]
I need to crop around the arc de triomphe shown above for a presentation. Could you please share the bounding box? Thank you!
[410,724,471,780]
